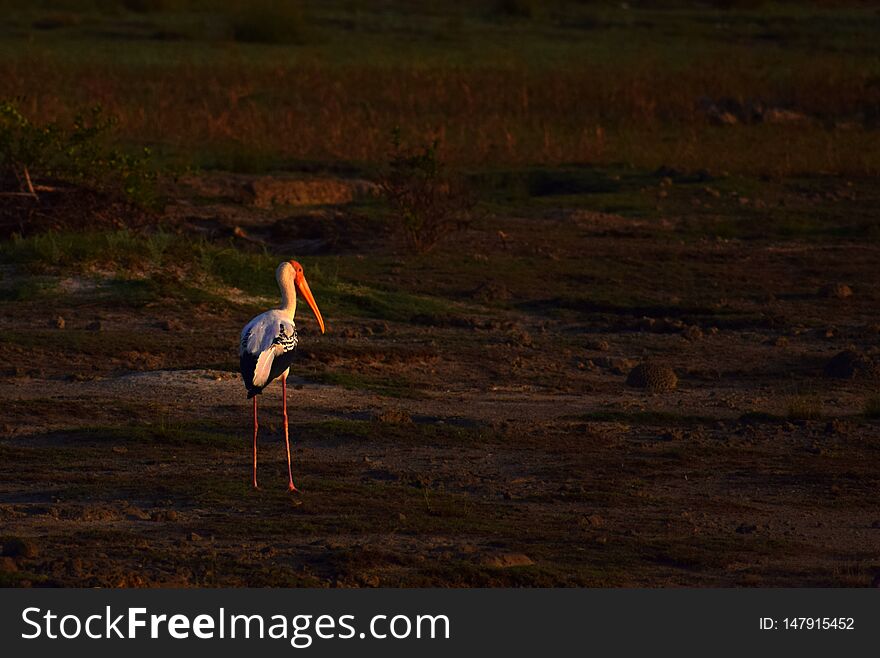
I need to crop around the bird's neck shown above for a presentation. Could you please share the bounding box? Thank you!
[279,288,297,319]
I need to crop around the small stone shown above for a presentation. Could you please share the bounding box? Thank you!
[158,319,183,331]
[682,325,703,341]
[480,553,534,568]
[736,523,758,534]
[820,283,853,299]
[188,532,203,542]
[122,506,151,521]
[53,316,65,329]
[151,510,179,522]
[359,574,380,588]
[513,330,533,347]
[585,339,610,351]
[587,514,605,528]
[86,320,102,331]
[0,557,18,572]
[398,513,407,522]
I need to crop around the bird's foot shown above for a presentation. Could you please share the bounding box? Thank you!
[288,482,300,493]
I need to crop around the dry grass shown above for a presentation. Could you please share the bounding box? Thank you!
[787,394,824,421]
[1,53,879,175]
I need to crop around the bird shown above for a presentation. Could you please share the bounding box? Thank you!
[239,260,325,491]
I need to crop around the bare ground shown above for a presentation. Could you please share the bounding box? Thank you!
[1,172,880,587]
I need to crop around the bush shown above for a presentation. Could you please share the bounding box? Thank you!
[120,0,181,13]
[378,130,476,254]
[226,0,308,44]
[0,100,156,206]
[493,0,540,19]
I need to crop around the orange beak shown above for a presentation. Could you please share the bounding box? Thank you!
[294,269,325,334]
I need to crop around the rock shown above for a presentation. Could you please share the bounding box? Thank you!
[682,325,703,341]
[122,506,151,521]
[470,281,512,303]
[157,319,183,331]
[763,108,809,124]
[86,320,102,331]
[514,330,533,347]
[188,532,203,542]
[585,339,610,352]
[480,553,535,568]
[151,510,179,522]
[626,363,678,392]
[736,523,758,534]
[708,109,738,125]
[0,557,18,572]
[587,514,605,528]
[359,574,380,588]
[53,316,65,329]
[820,283,853,299]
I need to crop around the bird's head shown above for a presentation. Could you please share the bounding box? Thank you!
[278,260,325,334]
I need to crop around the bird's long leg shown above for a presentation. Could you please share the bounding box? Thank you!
[252,395,259,489]
[282,375,299,492]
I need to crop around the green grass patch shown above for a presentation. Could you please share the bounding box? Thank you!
[61,422,241,448]
[308,371,423,398]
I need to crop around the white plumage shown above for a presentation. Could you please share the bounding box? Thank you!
[240,309,297,388]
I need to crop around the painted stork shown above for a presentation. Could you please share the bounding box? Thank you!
[239,260,325,491]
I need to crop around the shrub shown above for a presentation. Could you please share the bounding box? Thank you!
[378,130,476,254]
[0,100,156,206]
[226,0,308,44]
[121,0,181,13]
[493,0,540,19]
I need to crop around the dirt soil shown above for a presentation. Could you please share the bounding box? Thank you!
[1,173,880,587]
